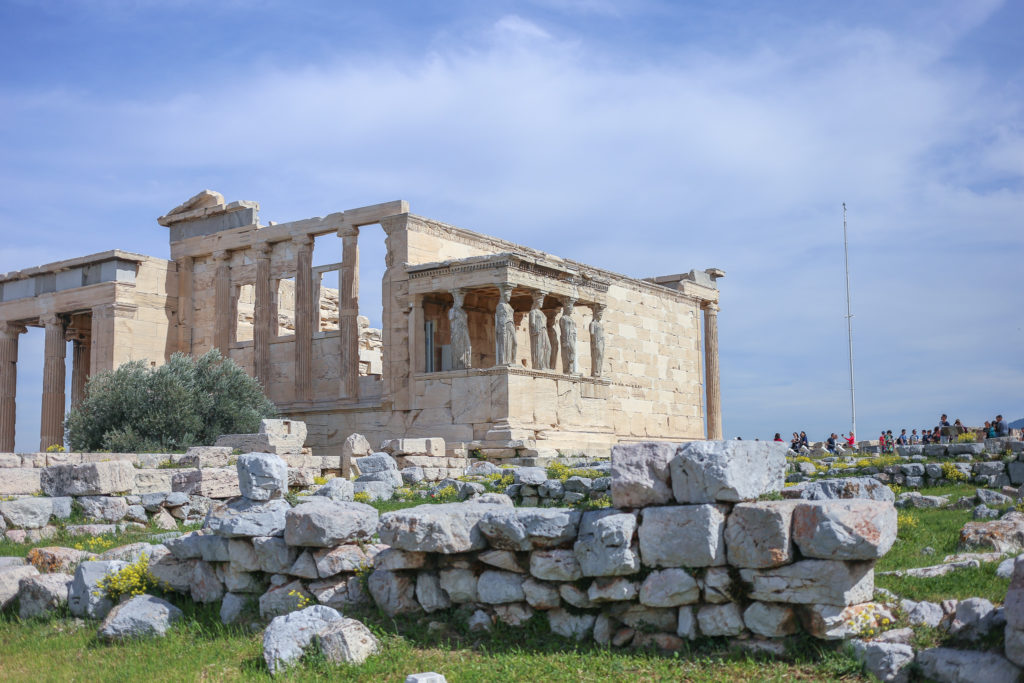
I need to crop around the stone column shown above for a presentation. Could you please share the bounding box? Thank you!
[293,235,314,402]
[0,322,26,452]
[338,229,360,400]
[528,290,550,371]
[559,296,579,375]
[589,303,605,378]
[213,250,232,355]
[40,314,67,451]
[703,302,722,440]
[545,308,560,371]
[449,288,472,370]
[253,243,273,388]
[175,255,194,354]
[67,327,91,408]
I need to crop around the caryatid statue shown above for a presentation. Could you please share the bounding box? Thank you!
[494,283,517,366]
[559,295,579,375]
[545,308,559,370]
[528,290,550,370]
[589,303,605,377]
[449,288,471,370]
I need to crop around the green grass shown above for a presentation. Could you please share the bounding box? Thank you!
[0,522,201,559]
[0,602,867,682]
[874,486,1015,602]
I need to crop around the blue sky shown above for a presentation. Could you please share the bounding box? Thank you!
[1,0,1021,451]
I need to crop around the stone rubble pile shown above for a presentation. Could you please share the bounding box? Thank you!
[365,440,900,648]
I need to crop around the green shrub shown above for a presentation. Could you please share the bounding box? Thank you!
[65,350,277,453]
[957,432,976,443]
[941,462,967,482]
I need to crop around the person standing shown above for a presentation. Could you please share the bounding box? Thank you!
[995,415,1009,437]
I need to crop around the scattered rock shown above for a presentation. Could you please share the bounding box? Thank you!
[17,573,72,618]
[262,605,343,675]
[97,594,183,641]
[317,617,380,665]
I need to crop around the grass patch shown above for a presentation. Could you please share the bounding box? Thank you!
[0,522,200,559]
[0,604,867,682]
[877,562,1009,604]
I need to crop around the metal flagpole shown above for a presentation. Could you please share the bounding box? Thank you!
[842,203,857,442]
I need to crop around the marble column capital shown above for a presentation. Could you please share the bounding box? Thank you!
[702,301,720,314]
[0,321,27,339]
[254,242,272,259]
[39,314,64,329]
[292,233,314,248]
[212,249,231,263]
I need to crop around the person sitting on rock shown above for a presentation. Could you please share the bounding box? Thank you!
[773,433,784,442]
[797,431,810,451]
[845,432,856,448]
[896,429,908,446]
[826,433,838,454]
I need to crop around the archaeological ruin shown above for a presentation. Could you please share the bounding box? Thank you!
[0,190,724,457]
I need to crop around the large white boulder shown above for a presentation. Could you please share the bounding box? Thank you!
[743,602,798,638]
[916,647,1021,683]
[41,461,135,497]
[0,565,39,610]
[638,569,699,607]
[792,500,897,560]
[573,509,640,577]
[670,440,786,503]
[204,498,290,538]
[529,550,582,582]
[367,569,419,616]
[638,505,727,567]
[317,617,380,665]
[68,560,128,619]
[262,605,343,675]
[237,453,288,501]
[97,594,183,641]
[849,640,915,683]
[0,497,53,529]
[725,501,797,568]
[476,569,525,604]
[18,573,72,619]
[782,477,895,502]
[478,507,581,551]
[284,499,378,547]
[741,560,874,606]
[313,478,354,502]
[610,442,676,508]
[378,502,503,553]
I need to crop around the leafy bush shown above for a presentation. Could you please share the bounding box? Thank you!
[546,461,606,482]
[957,432,976,443]
[65,350,276,453]
[96,554,165,602]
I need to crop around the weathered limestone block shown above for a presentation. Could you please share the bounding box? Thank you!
[17,573,72,619]
[559,583,594,609]
[308,575,368,610]
[959,512,1024,553]
[638,505,727,568]
[41,461,135,496]
[495,602,534,626]
[288,467,319,489]
[792,500,897,560]
[382,438,445,458]
[259,579,314,620]
[356,469,402,488]
[318,617,380,665]
[478,507,581,551]
[610,442,676,508]
[26,546,91,574]
[743,602,799,638]
[367,569,419,616]
[69,560,128,619]
[253,536,300,574]
[415,571,451,613]
[0,497,53,529]
[98,594,183,641]
[587,577,637,603]
[179,446,233,468]
[514,467,547,486]
[782,477,895,502]
[204,498,290,538]
[284,499,378,547]
[479,549,526,573]
[547,608,595,640]
[262,604,342,675]
[78,496,129,523]
[0,468,41,495]
[700,567,733,603]
[522,577,560,610]
[221,563,268,593]
[638,568,700,607]
[677,606,697,640]
[236,453,288,501]
[724,500,797,568]
[697,603,745,636]
[353,481,395,501]
[341,433,373,476]
[609,603,677,631]
[312,545,370,577]
[740,560,874,606]
[916,647,1021,683]
[314,478,354,502]
[190,560,225,603]
[439,568,478,603]
[172,467,241,498]
[573,509,640,577]
[529,549,582,582]
[163,530,205,559]
[354,453,398,474]
[477,569,526,604]
[849,640,915,683]
[378,503,504,553]
[670,440,786,503]
[0,565,39,610]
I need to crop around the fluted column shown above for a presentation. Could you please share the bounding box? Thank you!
[40,315,67,451]
[338,229,360,400]
[176,256,194,354]
[253,243,273,387]
[67,327,91,408]
[0,322,26,452]
[213,250,232,354]
[703,302,722,440]
[293,235,314,402]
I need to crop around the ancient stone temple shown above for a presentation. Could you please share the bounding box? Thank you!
[0,190,724,456]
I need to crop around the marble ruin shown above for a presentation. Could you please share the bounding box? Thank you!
[0,190,724,457]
